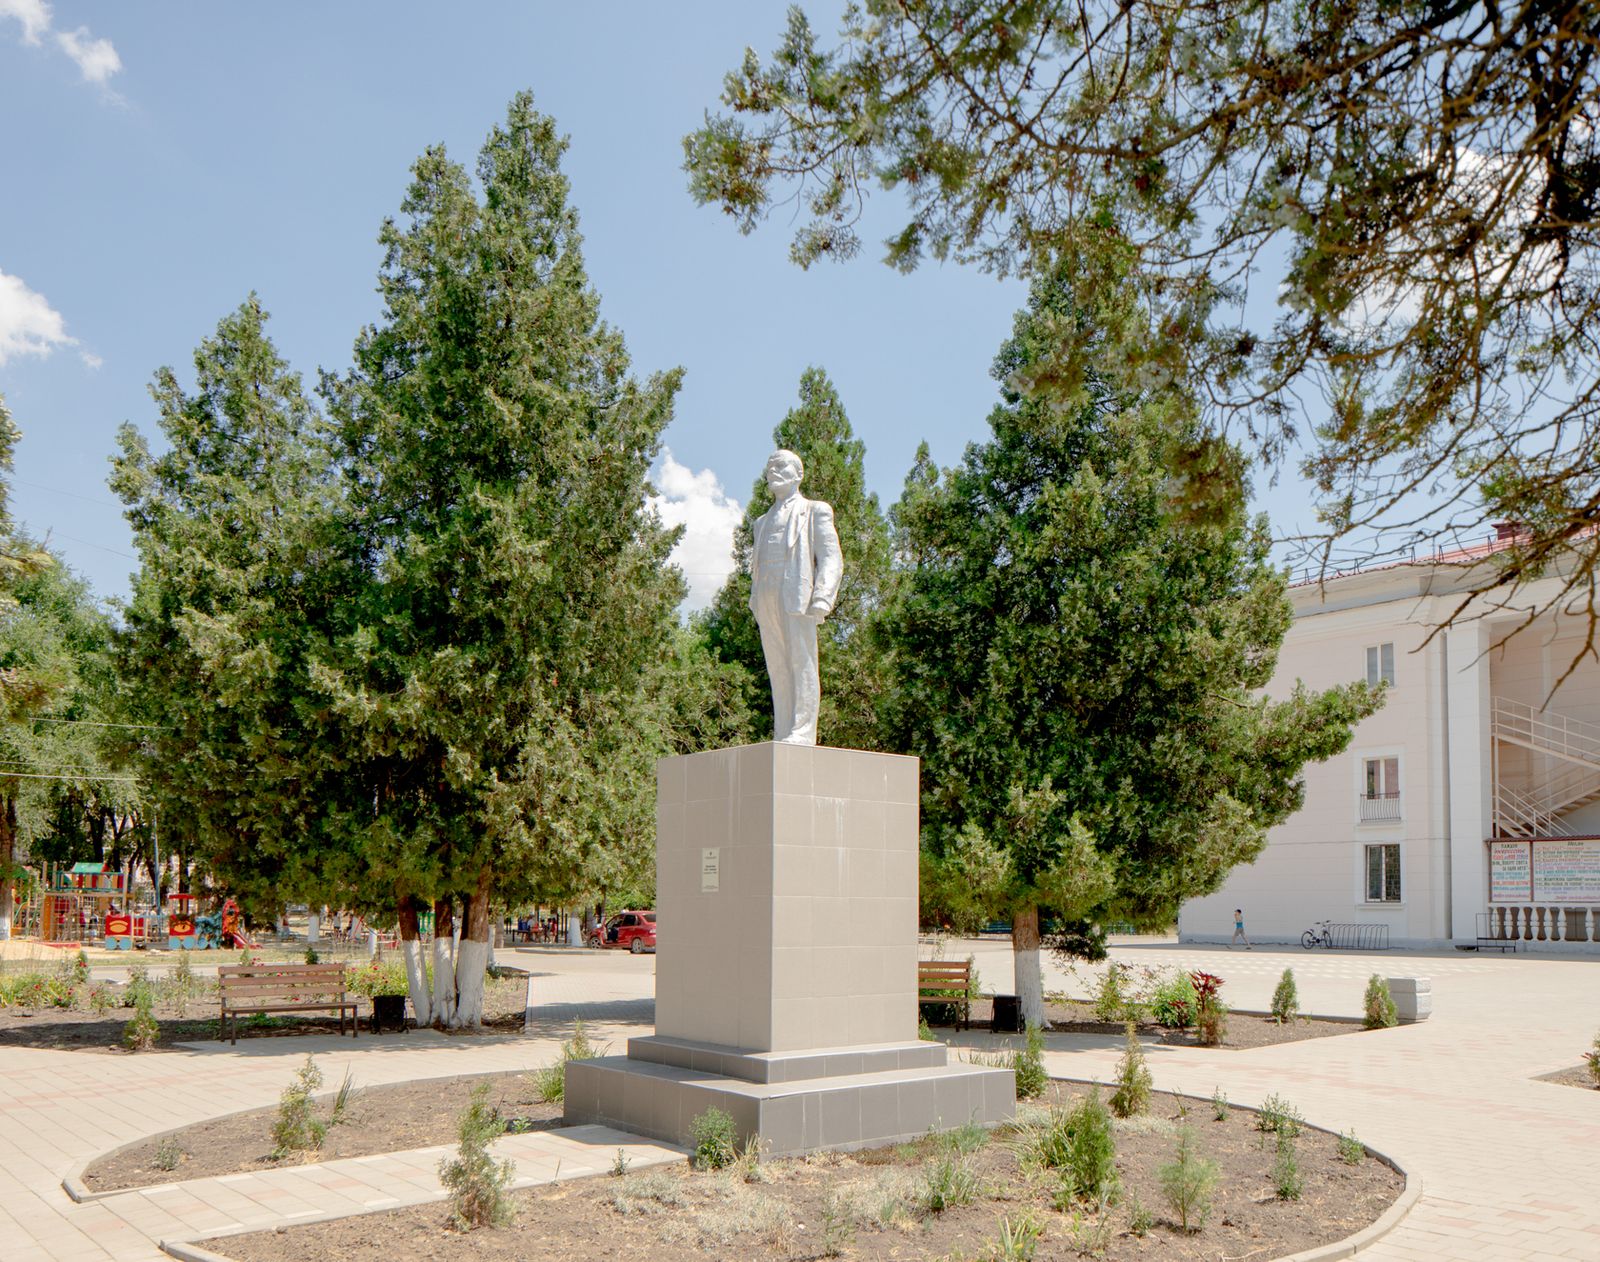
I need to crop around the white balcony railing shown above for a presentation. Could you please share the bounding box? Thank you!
[1358,792,1402,822]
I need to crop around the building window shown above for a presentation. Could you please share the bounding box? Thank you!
[1365,642,1395,687]
[1365,843,1401,902]
[1359,756,1401,821]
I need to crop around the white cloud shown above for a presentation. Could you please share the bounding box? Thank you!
[0,0,51,44]
[0,1,121,88]
[648,449,744,611]
[0,267,79,366]
[55,25,119,84]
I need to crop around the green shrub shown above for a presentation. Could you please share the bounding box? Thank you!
[689,1106,737,1170]
[1060,1091,1118,1206]
[88,984,115,1016]
[1255,1092,1303,1140]
[1363,975,1398,1029]
[1150,971,1197,1029]
[1109,1022,1152,1118]
[1013,1021,1048,1100]
[1127,1192,1153,1236]
[1091,963,1127,1023]
[1272,1129,1303,1200]
[1157,1125,1217,1232]
[72,950,90,985]
[918,1014,937,1042]
[1210,1087,1229,1121]
[1270,968,1300,1024]
[304,945,320,965]
[154,1137,184,1171]
[920,1151,979,1213]
[531,1020,605,1103]
[438,1083,515,1229]
[122,986,159,1050]
[1586,1031,1600,1087]
[1338,1129,1366,1164]
[271,1057,329,1157]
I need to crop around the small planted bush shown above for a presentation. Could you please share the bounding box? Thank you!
[1091,963,1128,1023]
[1255,1092,1303,1140]
[1272,1129,1303,1200]
[438,1083,514,1229]
[1338,1128,1366,1164]
[1583,1030,1599,1087]
[1210,1087,1229,1121]
[1150,970,1197,1029]
[689,1106,737,1170]
[531,1019,605,1103]
[1158,1125,1218,1232]
[1364,975,1398,1029]
[154,1137,184,1172]
[121,986,159,1051]
[1060,1091,1118,1207]
[1191,971,1228,1047]
[1109,1022,1152,1118]
[271,1056,328,1157]
[1013,1021,1047,1100]
[1270,967,1300,1024]
[72,950,90,985]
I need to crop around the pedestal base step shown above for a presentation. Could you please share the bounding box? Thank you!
[565,1055,1014,1158]
[627,1034,949,1083]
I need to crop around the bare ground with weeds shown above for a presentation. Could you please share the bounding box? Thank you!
[210,1082,1403,1262]
[82,1070,563,1193]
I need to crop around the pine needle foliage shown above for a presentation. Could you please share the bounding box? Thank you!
[438,1083,515,1229]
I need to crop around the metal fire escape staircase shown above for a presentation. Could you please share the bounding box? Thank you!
[1491,697,1600,838]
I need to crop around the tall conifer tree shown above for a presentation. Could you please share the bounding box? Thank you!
[323,94,685,1025]
[881,269,1381,1024]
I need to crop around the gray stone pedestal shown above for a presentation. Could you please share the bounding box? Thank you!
[565,742,1014,1155]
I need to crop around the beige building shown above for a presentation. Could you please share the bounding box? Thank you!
[1180,533,1600,951]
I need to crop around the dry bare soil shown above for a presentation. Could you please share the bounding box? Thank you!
[208,1082,1402,1262]
[83,1071,563,1193]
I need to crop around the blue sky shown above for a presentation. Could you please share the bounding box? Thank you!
[0,2,1319,610]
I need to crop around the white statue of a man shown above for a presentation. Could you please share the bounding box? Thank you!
[748,449,844,745]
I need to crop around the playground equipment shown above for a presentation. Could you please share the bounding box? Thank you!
[41,863,126,944]
[218,898,257,950]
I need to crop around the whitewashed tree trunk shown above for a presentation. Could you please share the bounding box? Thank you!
[453,938,489,1027]
[402,935,431,1027]
[431,935,457,1026]
[568,907,584,946]
[1014,904,1045,1028]
[397,898,431,1026]
[448,875,493,1029]
[307,912,320,944]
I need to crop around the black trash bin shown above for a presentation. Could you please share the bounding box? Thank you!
[991,993,1021,1033]
[371,993,407,1033]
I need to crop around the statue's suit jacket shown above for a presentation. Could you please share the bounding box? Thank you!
[748,495,844,618]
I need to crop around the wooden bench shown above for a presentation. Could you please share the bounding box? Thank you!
[918,959,973,1031]
[217,962,360,1044]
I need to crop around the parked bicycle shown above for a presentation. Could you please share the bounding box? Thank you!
[1301,920,1334,950]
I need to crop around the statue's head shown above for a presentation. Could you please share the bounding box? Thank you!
[764,449,804,497]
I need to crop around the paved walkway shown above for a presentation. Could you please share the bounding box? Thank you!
[0,955,661,1262]
[2,940,1596,1260]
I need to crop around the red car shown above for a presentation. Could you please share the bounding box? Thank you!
[587,910,656,953]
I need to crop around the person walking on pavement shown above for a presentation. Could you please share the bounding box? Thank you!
[1230,908,1251,949]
